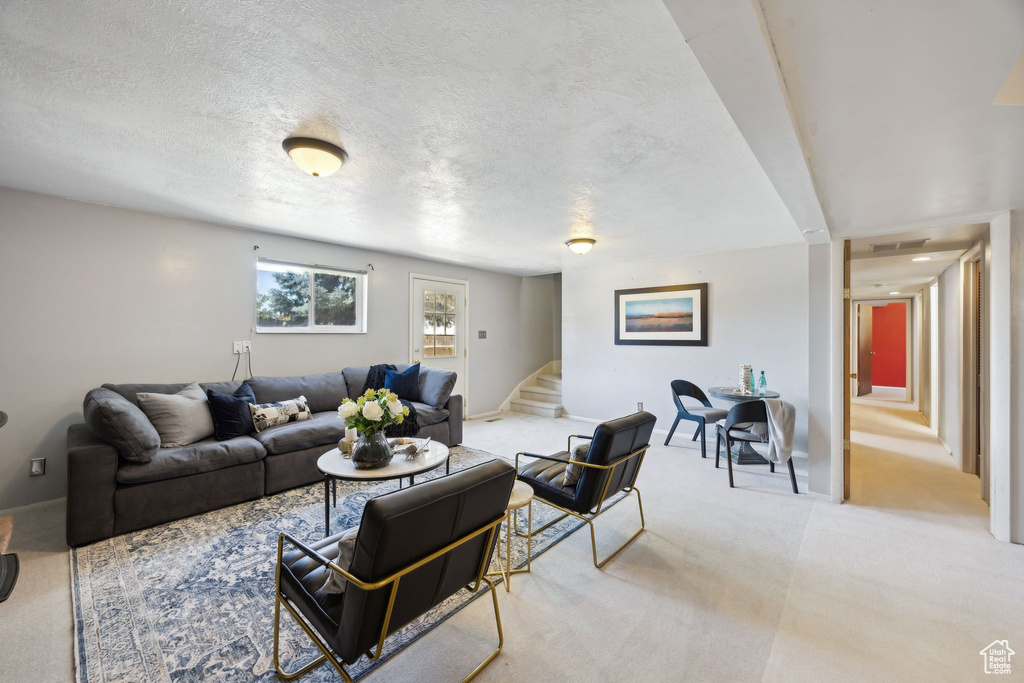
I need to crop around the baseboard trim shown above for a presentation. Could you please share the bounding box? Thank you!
[938,436,954,457]
[466,410,503,421]
[0,496,65,518]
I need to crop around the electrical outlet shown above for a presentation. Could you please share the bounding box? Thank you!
[233,341,252,354]
[637,401,643,412]
[30,458,45,477]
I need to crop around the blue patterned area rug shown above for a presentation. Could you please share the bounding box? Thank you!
[72,446,615,682]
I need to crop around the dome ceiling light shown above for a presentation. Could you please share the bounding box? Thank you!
[282,137,347,177]
[566,238,596,255]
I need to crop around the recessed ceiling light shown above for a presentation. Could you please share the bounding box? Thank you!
[889,291,901,295]
[911,256,932,262]
[565,238,596,255]
[802,228,824,234]
[282,137,347,177]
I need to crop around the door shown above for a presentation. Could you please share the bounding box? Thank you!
[410,275,468,413]
[843,240,851,500]
[857,304,874,396]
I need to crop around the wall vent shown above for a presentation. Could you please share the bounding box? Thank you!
[869,238,929,252]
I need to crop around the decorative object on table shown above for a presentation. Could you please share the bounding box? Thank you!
[337,388,410,469]
[614,282,708,346]
[715,400,798,494]
[738,364,753,395]
[664,380,728,457]
[515,411,657,568]
[0,514,17,603]
[364,363,421,437]
[338,426,358,456]
[391,436,430,459]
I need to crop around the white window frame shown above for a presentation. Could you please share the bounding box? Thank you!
[255,258,368,334]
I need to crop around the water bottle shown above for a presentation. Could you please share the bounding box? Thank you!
[758,371,767,397]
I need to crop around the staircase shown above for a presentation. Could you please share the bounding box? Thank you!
[510,373,563,418]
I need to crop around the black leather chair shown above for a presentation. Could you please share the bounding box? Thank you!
[273,459,516,682]
[664,380,728,458]
[515,412,656,568]
[715,401,798,494]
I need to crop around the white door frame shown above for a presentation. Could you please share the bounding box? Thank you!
[409,273,470,415]
[850,297,915,400]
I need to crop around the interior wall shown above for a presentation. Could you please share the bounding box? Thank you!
[0,187,558,510]
[870,302,907,388]
[937,261,962,461]
[1006,209,1024,543]
[561,242,815,479]
[807,243,833,494]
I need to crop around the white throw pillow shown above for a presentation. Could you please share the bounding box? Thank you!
[249,395,311,433]
[136,382,215,448]
[562,443,590,488]
[321,526,360,594]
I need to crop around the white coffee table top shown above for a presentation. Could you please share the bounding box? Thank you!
[317,438,451,481]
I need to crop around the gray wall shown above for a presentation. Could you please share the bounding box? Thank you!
[937,260,961,461]
[0,187,558,509]
[1008,210,1024,543]
[806,243,832,495]
[560,241,811,451]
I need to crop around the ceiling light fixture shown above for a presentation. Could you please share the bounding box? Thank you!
[911,256,932,262]
[282,137,347,177]
[802,228,824,235]
[565,238,596,255]
[889,291,901,295]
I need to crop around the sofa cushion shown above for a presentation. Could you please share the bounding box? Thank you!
[245,373,346,414]
[83,388,161,463]
[516,451,578,510]
[255,411,345,455]
[408,402,449,427]
[116,435,266,485]
[419,367,457,409]
[137,382,215,448]
[342,364,413,399]
[384,364,421,402]
[102,381,246,406]
[207,384,257,441]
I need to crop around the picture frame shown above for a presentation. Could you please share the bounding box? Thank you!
[614,282,708,346]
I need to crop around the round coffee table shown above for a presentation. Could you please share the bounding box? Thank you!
[317,438,451,536]
[487,480,533,592]
[707,387,781,465]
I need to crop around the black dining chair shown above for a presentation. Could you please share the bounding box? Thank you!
[715,400,798,494]
[664,380,728,458]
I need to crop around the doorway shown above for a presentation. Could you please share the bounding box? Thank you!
[852,300,910,402]
[962,254,988,501]
[410,274,469,414]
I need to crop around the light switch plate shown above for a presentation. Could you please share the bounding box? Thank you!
[30,458,45,477]
[637,402,643,412]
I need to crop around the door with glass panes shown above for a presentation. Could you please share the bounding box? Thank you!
[410,276,468,413]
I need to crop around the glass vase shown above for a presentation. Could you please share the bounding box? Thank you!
[351,431,394,470]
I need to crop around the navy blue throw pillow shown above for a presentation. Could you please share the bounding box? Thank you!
[384,364,421,402]
[207,384,257,441]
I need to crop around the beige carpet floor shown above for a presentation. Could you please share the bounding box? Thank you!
[1,403,1021,681]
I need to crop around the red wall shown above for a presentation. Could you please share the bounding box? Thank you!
[871,302,906,388]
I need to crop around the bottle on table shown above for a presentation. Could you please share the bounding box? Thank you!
[758,371,767,396]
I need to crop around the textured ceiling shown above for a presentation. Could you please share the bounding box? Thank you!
[759,0,1024,237]
[0,0,801,276]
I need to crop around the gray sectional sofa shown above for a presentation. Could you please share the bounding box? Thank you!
[66,365,462,546]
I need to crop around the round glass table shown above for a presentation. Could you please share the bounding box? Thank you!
[707,387,781,465]
[317,438,451,536]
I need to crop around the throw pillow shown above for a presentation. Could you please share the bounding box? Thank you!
[562,443,591,488]
[321,526,360,594]
[249,395,311,433]
[83,388,161,462]
[137,382,215,448]
[384,363,421,402]
[419,367,457,408]
[207,384,257,441]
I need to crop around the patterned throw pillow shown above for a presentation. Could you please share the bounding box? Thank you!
[249,395,311,433]
[562,443,591,488]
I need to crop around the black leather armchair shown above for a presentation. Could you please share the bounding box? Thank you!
[273,459,516,682]
[515,411,656,568]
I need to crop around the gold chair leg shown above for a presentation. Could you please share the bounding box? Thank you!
[463,576,504,682]
[274,594,353,682]
[588,488,645,568]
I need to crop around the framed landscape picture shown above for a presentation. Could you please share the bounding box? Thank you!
[614,282,708,346]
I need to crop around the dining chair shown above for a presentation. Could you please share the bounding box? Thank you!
[715,400,798,493]
[664,380,727,458]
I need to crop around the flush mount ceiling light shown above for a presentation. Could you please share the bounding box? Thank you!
[565,238,596,255]
[282,137,347,177]
[802,228,824,235]
[911,256,932,262]
[889,291,901,295]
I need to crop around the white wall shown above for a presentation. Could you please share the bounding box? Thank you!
[561,241,812,457]
[807,243,832,494]
[1008,209,1024,543]
[0,187,558,509]
[937,261,961,461]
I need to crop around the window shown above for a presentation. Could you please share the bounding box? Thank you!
[256,259,367,333]
[423,291,456,357]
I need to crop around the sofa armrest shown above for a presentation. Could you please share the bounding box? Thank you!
[445,394,463,446]
[67,424,118,546]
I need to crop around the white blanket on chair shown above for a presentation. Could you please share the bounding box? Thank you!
[761,399,796,464]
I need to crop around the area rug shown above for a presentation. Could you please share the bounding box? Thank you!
[72,446,615,682]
